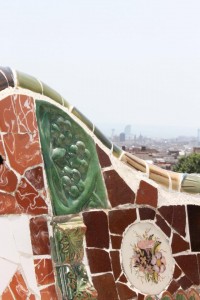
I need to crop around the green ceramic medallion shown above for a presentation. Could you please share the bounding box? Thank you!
[36,100,108,215]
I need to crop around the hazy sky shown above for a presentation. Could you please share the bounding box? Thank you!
[1,0,200,137]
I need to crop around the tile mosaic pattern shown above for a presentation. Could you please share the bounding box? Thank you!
[0,67,200,299]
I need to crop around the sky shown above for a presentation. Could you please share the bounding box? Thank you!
[1,0,200,138]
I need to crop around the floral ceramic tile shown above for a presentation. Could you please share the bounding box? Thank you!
[121,222,174,295]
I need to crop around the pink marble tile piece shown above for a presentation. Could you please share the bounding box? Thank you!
[3,132,42,175]
[30,216,50,255]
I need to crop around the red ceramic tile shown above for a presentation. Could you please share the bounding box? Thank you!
[34,259,55,286]
[116,282,137,300]
[119,273,128,283]
[0,96,18,132]
[111,235,122,249]
[86,248,111,274]
[9,271,29,300]
[136,180,158,208]
[156,214,171,237]
[14,95,38,133]
[110,251,122,280]
[92,273,119,300]
[30,216,50,255]
[25,166,44,190]
[0,192,22,214]
[178,275,193,290]
[173,264,182,279]
[96,144,112,168]
[167,280,180,295]
[139,207,156,220]
[0,135,6,157]
[83,210,109,249]
[3,133,42,175]
[28,295,36,300]
[103,170,135,207]
[159,205,186,237]
[40,285,58,300]
[1,287,14,300]
[171,233,190,254]
[175,255,199,285]
[16,178,48,215]
[109,208,137,235]
[0,163,18,193]
[138,293,145,300]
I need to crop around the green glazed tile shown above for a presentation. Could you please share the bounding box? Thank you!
[63,97,70,108]
[41,81,63,106]
[94,126,112,150]
[16,70,42,94]
[181,174,200,193]
[36,100,108,215]
[112,143,122,158]
[72,107,93,131]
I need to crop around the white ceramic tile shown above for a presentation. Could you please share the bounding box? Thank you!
[0,258,18,295]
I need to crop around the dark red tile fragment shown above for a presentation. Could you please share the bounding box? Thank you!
[116,282,137,300]
[178,275,193,290]
[175,255,199,285]
[29,216,50,255]
[110,251,121,280]
[119,273,127,283]
[138,294,145,300]
[86,249,111,274]
[159,205,186,237]
[25,166,44,190]
[103,170,135,207]
[167,280,180,295]
[171,233,190,254]
[92,273,119,300]
[83,210,109,249]
[187,205,200,251]
[96,144,111,168]
[109,208,136,235]
[139,207,156,220]
[156,214,171,237]
[173,264,182,279]
[111,235,122,249]
[136,180,158,208]
[0,67,14,91]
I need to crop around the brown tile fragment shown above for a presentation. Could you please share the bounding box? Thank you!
[171,233,190,254]
[111,235,122,249]
[86,248,111,274]
[116,282,137,300]
[9,271,29,300]
[119,273,127,283]
[109,208,136,235]
[159,205,186,237]
[1,287,14,300]
[139,207,156,220]
[167,280,180,295]
[138,293,145,300]
[178,275,193,290]
[173,264,182,279]
[96,144,112,168]
[175,255,199,285]
[25,166,44,190]
[110,251,121,280]
[136,180,158,208]
[92,273,119,300]
[83,210,109,249]
[30,216,50,255]
[156,214,171,237]
[104,170,135,207]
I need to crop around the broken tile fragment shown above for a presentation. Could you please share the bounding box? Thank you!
[109,208,136,235]
[92,273,119,300]
[136,180,158,208]
[25,166,44,190]
[171,233,189,254]
[175,255,199,285]
[110,251,121,280]
[86,248,111,274]
[29,216,50,255]
[96,144,112,168]
[104,170,135,207]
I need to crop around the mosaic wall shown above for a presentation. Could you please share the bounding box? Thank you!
[0,66,200,299]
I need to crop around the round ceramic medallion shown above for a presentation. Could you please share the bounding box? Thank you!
[121,222,174,295]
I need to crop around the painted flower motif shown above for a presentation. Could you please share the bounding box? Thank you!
[131,231,166,284]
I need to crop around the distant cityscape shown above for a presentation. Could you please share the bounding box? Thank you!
[110,125,200,170]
